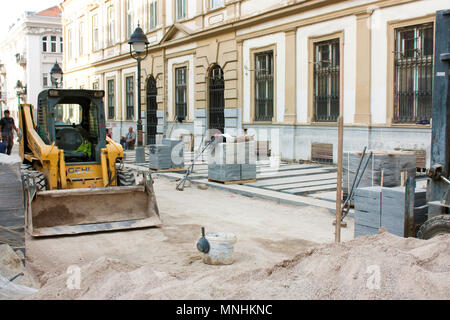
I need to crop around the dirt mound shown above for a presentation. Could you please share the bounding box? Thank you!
[238,229,450,299]
[29,230,450,300]
[0,245,38,289]
[0,244,39,300]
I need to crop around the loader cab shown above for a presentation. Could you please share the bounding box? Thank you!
[36,89,107,163]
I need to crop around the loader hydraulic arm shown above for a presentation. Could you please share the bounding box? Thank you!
[19,104,61,188]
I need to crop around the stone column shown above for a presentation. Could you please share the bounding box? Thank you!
[354,12,372,124]
[284,28,297,124]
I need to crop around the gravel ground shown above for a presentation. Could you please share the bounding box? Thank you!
[17,176,450,299]
[24,175,353,298]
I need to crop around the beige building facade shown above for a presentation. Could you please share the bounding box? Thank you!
[0,6,62,120]
[61,0,449,164]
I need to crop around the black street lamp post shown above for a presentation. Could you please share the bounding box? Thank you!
[50,61,63,88]
[128,25,149,163]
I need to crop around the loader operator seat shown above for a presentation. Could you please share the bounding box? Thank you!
[55,128,88,162]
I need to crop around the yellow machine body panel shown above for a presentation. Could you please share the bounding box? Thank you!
[18,90,160,237]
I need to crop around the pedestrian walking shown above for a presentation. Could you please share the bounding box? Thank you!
[0,110,19,155]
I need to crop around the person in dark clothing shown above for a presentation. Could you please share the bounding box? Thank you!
[0,138,6,154]
[0,110,19,155]
[120,135,126,149]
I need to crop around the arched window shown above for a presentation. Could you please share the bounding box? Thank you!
[208,65,224,133]
[42,36,48,52]
[146,76,157,144]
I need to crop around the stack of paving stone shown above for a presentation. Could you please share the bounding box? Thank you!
[343,151,416,198]
[162,138,184,169]
[208,139,256,182]
[0,154,25,252]
[148,144,172,169]
[239,141,256,180]
[353,186,427,237]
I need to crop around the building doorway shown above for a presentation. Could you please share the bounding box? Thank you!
[146,76,157,145]
[208,65,224,133]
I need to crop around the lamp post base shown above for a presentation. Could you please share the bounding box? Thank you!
[135,146,146,164]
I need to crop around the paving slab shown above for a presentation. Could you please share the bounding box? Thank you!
[191,178,336,211]
[265,178,337,191]
[128,158,339,210]
[283,184,337,195]
[247,172,337,187]
[156,172,336,211]
[256,168,333,180]
[309,191,337,202]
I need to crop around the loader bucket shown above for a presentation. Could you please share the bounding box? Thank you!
[25,184,161,237]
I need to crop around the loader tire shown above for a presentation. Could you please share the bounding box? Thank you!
[117,167,137,186]
[21,164,47,191]
[417,215,450,239]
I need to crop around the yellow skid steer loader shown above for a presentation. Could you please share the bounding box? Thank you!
[19,89,161,237]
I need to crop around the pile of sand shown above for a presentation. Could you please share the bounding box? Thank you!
[238,229,450,299]
[29,230,450,300]
[0,245,39,300]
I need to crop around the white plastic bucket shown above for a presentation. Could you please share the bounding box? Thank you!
[203,232,237,265]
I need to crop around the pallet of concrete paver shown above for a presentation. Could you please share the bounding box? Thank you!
[398,148,427,169]
[381,187,427,237]
[353,186,382,212]
[353,185,428,237]
[209,140,257,182]
[343,151,416,198]
[211,142,237,165]
[235,141,256,164]
[0,154,23,211]
[208,164,241,181]
[354,224,379,237]
[211,141,256,164]
[241,163,257,180]
[148,144,172,169]
[162,138,185,169]
[353,187,382,230]
[0,154,25,251]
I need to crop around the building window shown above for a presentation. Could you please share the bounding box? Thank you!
[394,23,434,123]
[79,22,84,56]
[176,0,186,21]
[43,74,48,87]
[92,14,99,51]
[50,36,57,53]
[68,28,73,60]
[255,51,274,122]
[126,76,134,120]
[175,67,187,118]
[60,37,63,53]
[42,36,47,52]
[108,6,115,46]
[149,0,157,30]
[313,39,340,122]
[127,0,134,38]
[210,0,223,10]
[92,82,99,90]
[108,79,115,119]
